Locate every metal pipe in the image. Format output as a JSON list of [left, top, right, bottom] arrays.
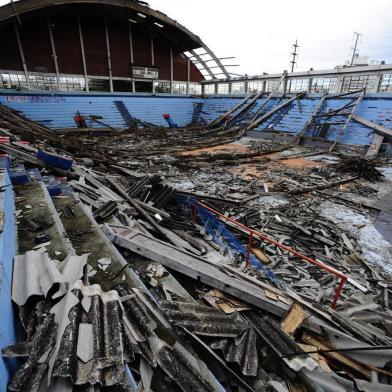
[[245, 232, 253, 269], [331, 276, 347, 309]]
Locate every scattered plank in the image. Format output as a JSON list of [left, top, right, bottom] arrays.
[[281, 303, 309, 336], [352, 114, 392, 138]]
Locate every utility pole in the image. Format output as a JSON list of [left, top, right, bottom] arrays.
[[290, 39, 299, 72], [350, 32, 361, 66], [288, 40, 299, 93]]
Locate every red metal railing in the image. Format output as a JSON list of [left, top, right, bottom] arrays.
[[195, 200, 347, 309]]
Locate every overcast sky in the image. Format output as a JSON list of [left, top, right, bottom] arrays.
[[1, 0, 391, 76], [148, 0, 392, 76]]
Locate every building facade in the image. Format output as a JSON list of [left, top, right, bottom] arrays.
[[0, 0, 229, 94]]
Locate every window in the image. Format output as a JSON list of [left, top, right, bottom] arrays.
[[88, 78, 110, 92], [288, 79, 308, 93], [154, 81, 171, 93], [217, 83, 229, 94], [231, 82, 245, 94], [60, 77, 86, 91], [172, 82, 187, 94], [311, 77, 338, 93], [380, 74, 392, 92], [188, 83, 202, 95], [248, 81, 264, 93], [203, 84, 215, 95], [28, 74, 58, 90], [265, 79, 284, 93], [0, 72, 28, 89], [341, 74, 378, 93]]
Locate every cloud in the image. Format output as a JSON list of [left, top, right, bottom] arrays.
[[148, 0, 392, 74]]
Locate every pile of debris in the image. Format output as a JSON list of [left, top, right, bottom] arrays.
[[1, 107, 392, 391]]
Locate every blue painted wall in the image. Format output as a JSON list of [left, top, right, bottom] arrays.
[[1, 90, 392, 145], [0, 170, 17, 390], [0, 91, 200, 129]]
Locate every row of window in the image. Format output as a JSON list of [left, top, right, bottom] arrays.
[[0, 72, 202, 94], [207, 73, 392, 95], [1, 71, 392, 95]]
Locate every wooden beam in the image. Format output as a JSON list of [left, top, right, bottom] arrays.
[[246, 93, 304, 131], [366, 133, 384, 157], [352, 114, 392, 138], [302, 332, 371, 379], [249, 72, 287, 123], [329, 90, 365, 152], [294, 95, 327, 145], [208, 94, 252, 127], [281, 303, 309, 336]]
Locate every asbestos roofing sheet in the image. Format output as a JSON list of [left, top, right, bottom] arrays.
[[160, 300, 248, 337], [12, 251, 89, 306], [12, 250, 65, 306]]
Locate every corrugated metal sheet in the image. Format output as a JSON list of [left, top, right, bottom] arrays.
[[4, 280, 227, 391], [160, 301, 259, 377], [160, 301, 248, 337], [210, 327, 258, 377]]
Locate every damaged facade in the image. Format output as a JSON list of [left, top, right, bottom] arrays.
[[0, 1, 392, 392]]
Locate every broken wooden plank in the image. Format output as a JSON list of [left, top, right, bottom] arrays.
[[352, 114, 392, 138], [302, 332, 371, 379], [251, 247, 271, 264], [249, 72, 288, 123], [281, 303, 309, 336], [294, 95, 327, 145], [290, 176, 358, 195], [366, 133, 384, 157], [246, 93, 305, 131], [329, 89, 365, 152], [341, 233, 354, 252], [208, 94, 252, 127]]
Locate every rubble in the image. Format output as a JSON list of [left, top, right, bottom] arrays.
[[1, 110, 392, 391]]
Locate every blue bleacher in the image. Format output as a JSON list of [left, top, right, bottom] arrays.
[[1, 90, 392, 145]]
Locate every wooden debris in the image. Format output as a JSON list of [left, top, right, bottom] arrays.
[[281, 303, 309, 336]]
